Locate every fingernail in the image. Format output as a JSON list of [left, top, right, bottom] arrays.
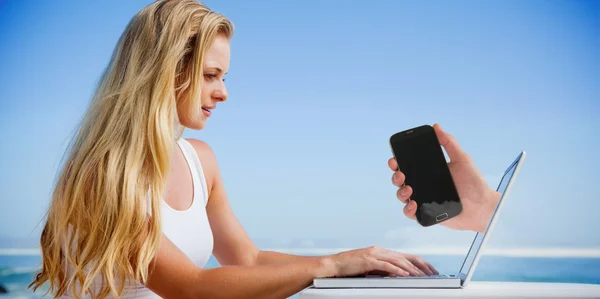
[[401, 188, 409, 196], [407, 201, 414, 210]]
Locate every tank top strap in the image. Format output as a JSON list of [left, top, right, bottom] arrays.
[[177, 138, 210, 207]]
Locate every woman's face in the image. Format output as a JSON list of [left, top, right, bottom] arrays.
[[178, 34, 230, 130]]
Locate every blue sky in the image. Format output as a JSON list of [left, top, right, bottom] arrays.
[[0, 0, 598, 251]]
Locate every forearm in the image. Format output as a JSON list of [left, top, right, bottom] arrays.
[[194, 256, 334, 299], [477, 190, 502, 233], [255, 250, 322, 266]]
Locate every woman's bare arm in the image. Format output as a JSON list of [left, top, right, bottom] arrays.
[[145, 234, 334, 299]]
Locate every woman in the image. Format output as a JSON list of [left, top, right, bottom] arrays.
[[30, 0, 498, 298]]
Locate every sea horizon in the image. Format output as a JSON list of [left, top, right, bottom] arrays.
[[2, 246, 600, 258]]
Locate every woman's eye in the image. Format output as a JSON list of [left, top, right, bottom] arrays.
[[204, 73, 226, 82]]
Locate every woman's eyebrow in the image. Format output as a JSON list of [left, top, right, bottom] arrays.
[[205, 66, 226, 75]]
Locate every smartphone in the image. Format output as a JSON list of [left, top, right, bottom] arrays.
[[389, 124, 462, 227]]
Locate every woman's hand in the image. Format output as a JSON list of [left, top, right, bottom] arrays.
[[389, 123, 500, 233], [323, 246, 438, 278]]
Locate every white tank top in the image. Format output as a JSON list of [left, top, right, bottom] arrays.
[[61, 138, 214, 298]]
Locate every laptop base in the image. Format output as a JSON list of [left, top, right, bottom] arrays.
[[313, 275, 462, 289]]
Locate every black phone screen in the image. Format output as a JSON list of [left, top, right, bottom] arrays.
[[390, 125, 462, 226]]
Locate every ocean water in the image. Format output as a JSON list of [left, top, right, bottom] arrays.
[[1, 253, 599, 298]]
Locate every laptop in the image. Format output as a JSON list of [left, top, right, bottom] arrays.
[[313, 151, 527, 289]]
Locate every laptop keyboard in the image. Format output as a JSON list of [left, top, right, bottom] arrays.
[[425, 274, 455, 278], [361, 274, 456, 278]]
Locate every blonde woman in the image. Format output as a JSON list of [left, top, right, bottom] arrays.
[[30, 0, 500, 298]]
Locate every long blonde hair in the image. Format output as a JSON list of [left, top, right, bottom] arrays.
[[29, 1, 233, 297]]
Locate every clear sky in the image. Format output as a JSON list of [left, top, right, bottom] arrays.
[[0, 0, 598, 251]]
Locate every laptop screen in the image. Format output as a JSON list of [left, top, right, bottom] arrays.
[[458, 154, 522, 276]]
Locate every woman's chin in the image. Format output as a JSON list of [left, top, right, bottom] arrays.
[[182, 118, 206, 130]]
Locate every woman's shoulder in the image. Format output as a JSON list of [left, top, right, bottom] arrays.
[[183, 138, 220, 188], [184, 138, 213, 156]]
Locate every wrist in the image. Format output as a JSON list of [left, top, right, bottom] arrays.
[[315, 255, 338, 278], [479, 190, 501, 233]]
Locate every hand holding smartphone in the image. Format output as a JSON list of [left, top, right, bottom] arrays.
[[389, 124, 462, 227]]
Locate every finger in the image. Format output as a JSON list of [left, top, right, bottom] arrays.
[[405, 255, 432, 275], [379, 250, 425, 276], [372, 260, 409, 277], [406, 256, 434, 276], [428, 263, 439, 275], [433, 123, 468, 163], [397, 258, 426, 276], [396, 185, 412, 204], [388, 157, 398, 171], [403, 200, 417, 220], [416, 262, 434, 276], [392, 171, 405, 187]]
